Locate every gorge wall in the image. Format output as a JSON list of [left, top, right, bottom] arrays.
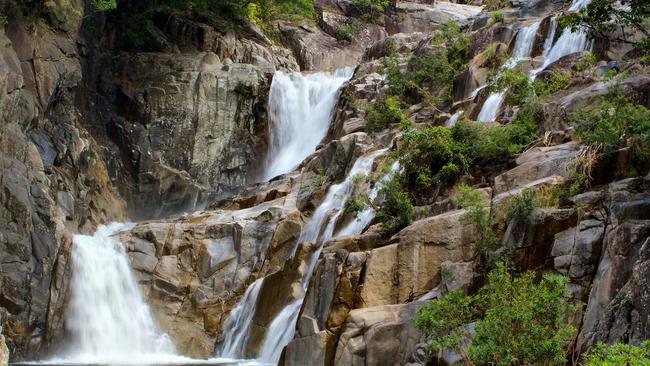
[[0, 0, 649, 365]]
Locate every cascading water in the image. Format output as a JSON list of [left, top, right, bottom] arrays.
[[60, 223, 178, 364], [541, 17, 558, 58], [264, 68, 354, 181], [532, 0, 593, 75], [216, 279, 264, 359], [255, 149, 387, 364], [477, 21, 541, 122]]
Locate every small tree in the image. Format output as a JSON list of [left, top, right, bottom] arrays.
[[415, 264, 575, 366], [561, 0, 650, 59]]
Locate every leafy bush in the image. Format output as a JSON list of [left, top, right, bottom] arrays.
[[93, 0, 117, 11], [398, 126, 471, 191], [504, 189, 537, 225], [569, 89, 650, 159], [575, 52, 598, 72], [350, 0, 389, 20], [383, 22, 470, 106], [534, 70, 571, 98], [335, 23, 358, 42], [415, 264, 575, 366], [489, 11, 505, 23], [488, 68, 535, 106], [453, 184, 501, 256], [479, 42, 509, 70], [583, 341, 650, 365], [366, 97, 411, 132], [483, 0, 509, 11], [375, 174, 414, 235], [344, 193, 370, 214]]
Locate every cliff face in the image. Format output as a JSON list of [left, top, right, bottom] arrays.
[[0, 0, 649, 364]]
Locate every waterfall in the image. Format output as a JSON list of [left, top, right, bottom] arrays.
[[533, 0, 593, 75], [216, 278, 265, 359], [477, 21, 541, 122], [256, 149, 386, 364], [61, 223, 178, 364], [542, 17, 558, 58], [264, 68, 355, 181]]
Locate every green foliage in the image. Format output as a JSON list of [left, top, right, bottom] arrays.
[[561, 0, 650, 60], [366, 97, 411, 132], [534, 70, 571, 98], [480, 42, 509, 70], [350, 0, 389, 20], [583, 341, 650, 365], [344, 193, 370, 214], [569, 89, 650, 159], [488, 68, 535, 106], [575, 52, 598, 72], [335, 23, 359, 42], [489, 11, 505, 23], [93, 0, 117, 11], [483, 0, 509, 11], [399, 126, 471, 191], [505, 189, 537, 225], [453, 184, 501, 256], [382, 21, 469, 106], [376, 174, 414, 235], [416, 265, 575, 366]]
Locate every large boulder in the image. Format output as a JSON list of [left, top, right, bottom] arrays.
[[359, 210, 478, 307], [333, 302, 424, 366], [385, 2, 483, 35], [493, 142, 581, 194]]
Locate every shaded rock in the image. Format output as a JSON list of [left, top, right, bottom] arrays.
[[333, 302, 424, 366]]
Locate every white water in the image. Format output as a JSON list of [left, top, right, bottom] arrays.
[[477, 21, 541, 122], [216, 279, 265, 359], [256, 149, 386, 364], [533, 0, 592, 75], [445, 110, 464, 128], [264, 68, 354, 181], [542, 17, 558, 58], [60, 223, 179, 364]]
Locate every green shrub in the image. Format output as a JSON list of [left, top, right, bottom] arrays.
[[583, 341, 650, 365], [453, 184, 501, 255], [505, 189, 537, 225], [335, 23, 358, 42], [399, 126, 471, 190], [344, 193, 370, 214], [415, 264, 575, 366], [575, 52, 597, 72], [489, 11, 505, 23], [93, 0, 117, 11], [375, 174, 414, 235], [569, 89, 650, 158], [382, 21, 469, 106], [479, 42, 509, 70], [483, 0, 509, 11], [350, 0, 389, 20], [366, 97, 410, 132], [488, 68, 535, 106], [534, 70, 571, 98]]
